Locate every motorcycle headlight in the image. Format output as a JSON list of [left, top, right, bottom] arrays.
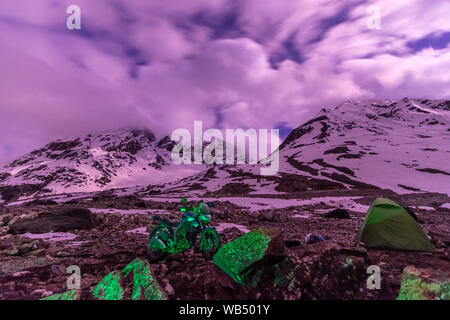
[[199, 214, 210, 224]]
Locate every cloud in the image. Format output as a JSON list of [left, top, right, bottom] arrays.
[[0, 0, 449, 163]]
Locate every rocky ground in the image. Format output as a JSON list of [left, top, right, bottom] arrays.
[[0, 190, 449, 300]]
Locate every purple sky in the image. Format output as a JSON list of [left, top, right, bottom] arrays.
[[0, 0, 449, 163]]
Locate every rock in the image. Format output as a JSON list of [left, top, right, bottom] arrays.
[[324, 209, 351, 219], [5, 248, 19, 256], [8, 216, 20, 226], [193, 264, 258, 300], [273, 210, 289, 222], [258, 210, 274, 222], [1, 214, 13, 225], [23, 212, 38, 220], [29, 249, 46, 257], [93, 258, 166, 300], [287, 243, 368, 300], [305, 233, 325, 245], [284, 240, 302, 248], [41, 289, 81, 300], [111, 212, 122, 219], [212, 241, 370, 300], [8, 208, 95, 234], [121, 258, 167, 300], [32, 289, 53, 298], [434, 240, 447, 249], [338, 246, 367, 257], [51, 264, 67, 275], [0, 234, 12, 241], [93, 270, 125, 300], [397, 266, 450, 300], [135, 200, 147, 208], [18, 242, 34, 255], [213, 227, 288, 287], [164, 282, 175, 296], [160, 263, 168, 274], [55, 251, 71, 258], [26, 199, 58, 206]]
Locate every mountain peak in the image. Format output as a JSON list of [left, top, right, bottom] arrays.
[[0, 127, 199, 201], [278, 98, 450, 195]]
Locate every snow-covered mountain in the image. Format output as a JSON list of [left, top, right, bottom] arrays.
[[1, 98, 449, 202], [147, 98, 450, 197], [0, 128, 204, 201], [277, 98, 449, 195]]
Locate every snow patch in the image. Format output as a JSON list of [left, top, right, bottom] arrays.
[[13, 271, 31, 277], [21, 232, 77, 242], [216, 223, 250, 234], [125, 227, 149, 236], [89, 208, 170, 215], [65, 241, 90, 247], [414, 206, 435, 211]]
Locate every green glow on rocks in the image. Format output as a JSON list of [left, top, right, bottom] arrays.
[[213, 227, 274, 285], [41, 289, 80, 300], [397, 266, 450, 300], [42, 259, 165, 301], [273, 261, 298, 288], [246, 268, 264, 288], [122, 258, 166, 300], [343, 257, 353, 269], [92, 259, 165, 300], [92, 270, 124, 300]]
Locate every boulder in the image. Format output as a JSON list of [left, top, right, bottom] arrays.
[[121, 258, 167, 300], [324, 208, 351, 219], [1, 214, 13, 226], [213, 227, 288, 287], [41, 289, 81, 300], [93, 258, 166, 300], [273, 210, 289, 222], [257, 210, 274, 222], [212, 240, 370, 299], [8, 208, 95, 234], [92, 270, 125, 300], [287, 243, 368, 300], [397, 266, 449, 300], [4, 248, 19, 256]]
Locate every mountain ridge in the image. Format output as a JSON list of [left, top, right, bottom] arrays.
[[1, 98, 449, 202]]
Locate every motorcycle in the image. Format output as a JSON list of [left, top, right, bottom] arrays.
[[147, 198, 221, 262]]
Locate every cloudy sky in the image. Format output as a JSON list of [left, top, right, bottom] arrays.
[[0, 0, 449, 163]]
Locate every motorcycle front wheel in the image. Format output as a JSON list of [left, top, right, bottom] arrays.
[[201, 229, 220, 260], [147, 235, 168, 262]]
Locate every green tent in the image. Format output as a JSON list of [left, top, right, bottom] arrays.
[[355, 198, 435, 252]]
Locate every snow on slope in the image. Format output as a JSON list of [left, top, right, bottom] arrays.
[[1, 98, 449, 202], [278, 98, 450, 195], [144, 98, 449, 197], [0, 128, 205, 200]]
